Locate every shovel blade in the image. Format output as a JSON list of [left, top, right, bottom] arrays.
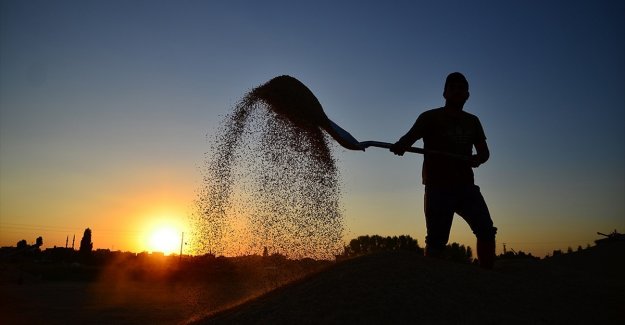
[[323, 119, 364, 151]]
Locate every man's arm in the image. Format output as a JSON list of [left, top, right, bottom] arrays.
[[390, 118, 423, 156], [472, 140, 490, 168]]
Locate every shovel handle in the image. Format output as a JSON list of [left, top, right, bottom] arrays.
[[359, 141, 471, 161]]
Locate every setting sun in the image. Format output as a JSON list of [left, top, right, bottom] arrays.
[[139, 209, 189, 255], [149, 227, 181, 255]]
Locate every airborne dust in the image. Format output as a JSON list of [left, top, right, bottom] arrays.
[[192, 77, 345, 259]]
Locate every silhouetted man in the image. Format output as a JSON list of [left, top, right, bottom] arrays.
[[390, 72, 497, 269]]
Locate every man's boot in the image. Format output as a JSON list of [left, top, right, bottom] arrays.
[[477, 239, 496, 270]]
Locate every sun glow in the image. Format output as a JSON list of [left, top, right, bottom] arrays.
[[139, 208, 189, 255], [148, 226, 181, 255]]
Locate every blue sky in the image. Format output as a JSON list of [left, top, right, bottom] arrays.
[[1, 0, 624, 256]]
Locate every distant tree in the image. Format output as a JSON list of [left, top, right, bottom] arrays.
[[79, 228, 93, 254], [16, 239, 27, 249], [567, 246, 573, 254], [263, 246, 269, 258], [348, 238, 362, 255], [342, 235, 423, 257], [398, 235, 413, 250], [576, 245, 583, 252], [445, 242, 473, 263], [35, 236, 43, 247]]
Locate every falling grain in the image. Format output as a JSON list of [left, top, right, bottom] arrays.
[[192, 76, 344, 259]]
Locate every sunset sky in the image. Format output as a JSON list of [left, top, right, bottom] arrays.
[[1, 0, 623, 257]]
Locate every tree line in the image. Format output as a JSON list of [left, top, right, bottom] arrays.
[[338, 235, 475, 264], [342, 235, 423, 257]]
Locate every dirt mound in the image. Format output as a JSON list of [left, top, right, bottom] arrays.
[[196, 243, 625, 324]]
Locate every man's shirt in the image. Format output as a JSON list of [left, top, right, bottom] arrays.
[[397, 107, 486, 185]]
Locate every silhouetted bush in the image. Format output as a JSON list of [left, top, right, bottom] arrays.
[[35, 236, 43, 248], [443, 242, 473, 263], [341, 235, 424, 258], [16, 239, 27, 249], [498, 250, 539, 260]]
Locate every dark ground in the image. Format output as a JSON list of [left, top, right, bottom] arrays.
[[198, 242, 625, 325], [2, 243, 623, 324], [0, 255, 327, 324]]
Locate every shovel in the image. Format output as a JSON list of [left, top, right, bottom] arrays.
[[326, 119, 470, 161], [250, 75, 470, 161]]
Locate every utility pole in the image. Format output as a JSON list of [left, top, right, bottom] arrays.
[[72, 234, 75, 249], [179, 232, 184, 262], [66, 236, 68, 248]]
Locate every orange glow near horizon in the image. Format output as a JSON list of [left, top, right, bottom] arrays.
[[149, 227, 180, 255], [137, 207, 190, 255]]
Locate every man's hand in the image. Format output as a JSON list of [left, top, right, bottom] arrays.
[[472, 140, 490, 168], [390, 142, 407, 156], [471, 155, 482, 168]]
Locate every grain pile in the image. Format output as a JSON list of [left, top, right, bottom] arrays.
[[192, 76, 344, 259]]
